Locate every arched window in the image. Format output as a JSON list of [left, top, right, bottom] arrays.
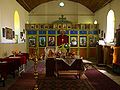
[[105, 10, 115, 44], [14, 10, 20, 43]]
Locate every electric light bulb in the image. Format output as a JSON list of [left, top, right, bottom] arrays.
[[59, 2, 64, 7]]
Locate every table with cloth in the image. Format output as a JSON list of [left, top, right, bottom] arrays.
[[0, 53, 28, 86], [46, 58, 85, 78], [55, 58, 85, 78]]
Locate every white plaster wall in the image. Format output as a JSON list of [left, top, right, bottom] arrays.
[[0, 43, 27, 57], [29, 0, 94, 24], [0, 0, 29, 57], [94, 0, 120, 35]]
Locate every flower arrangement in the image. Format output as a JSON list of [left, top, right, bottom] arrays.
[[64, 43, 70, 52], [12, 51, 16, 56], [12, 50, 18, 56]]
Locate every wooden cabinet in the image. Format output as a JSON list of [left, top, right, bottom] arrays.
[[96, 45, 120, 73], [96, 45, 104, 66], [104, 46, 113, 68]]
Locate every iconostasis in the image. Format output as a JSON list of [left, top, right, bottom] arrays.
[[26, 22, 99, 60]]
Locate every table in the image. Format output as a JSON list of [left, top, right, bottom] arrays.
[[55, 58, 85, 78], [46, 58, 85, 78], [0, 55, 28, 86], [0, 57, 21, 86]]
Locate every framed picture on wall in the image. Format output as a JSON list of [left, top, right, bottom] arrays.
[[70, 36, 78, 47], [39, 36, 46, 47], [6, 27, 13, 39], [13, 31, 15, 38], [20, 32, 23, 39], [48, 36, 55, 46], [29, 37, 36, 47], [80, 36, 87, 47], [2, 28, 5, 37]]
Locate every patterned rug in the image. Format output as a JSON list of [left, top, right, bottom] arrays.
[[8, 73, 35, 90], [26, 60, 46, 74], [8, 60, 120, 90], [8, 73, 94, 90], [38, 75, 95, 90]]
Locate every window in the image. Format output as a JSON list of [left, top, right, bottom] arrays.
[[105, 10, 115, 44], [14, 10, 20, 43]]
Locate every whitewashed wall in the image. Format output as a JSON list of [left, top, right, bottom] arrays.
[[29, 0, 94, 24], [94, 0, 120, 36], [0, 0, 29, 57]]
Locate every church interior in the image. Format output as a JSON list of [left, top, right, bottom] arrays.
[[0, 0, 120, 90]]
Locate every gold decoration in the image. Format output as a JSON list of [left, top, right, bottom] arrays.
[[29, 48, 39, 90]]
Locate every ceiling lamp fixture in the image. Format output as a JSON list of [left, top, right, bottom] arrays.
[[59, 2, 64, 7], [94, 20, 98, 24]]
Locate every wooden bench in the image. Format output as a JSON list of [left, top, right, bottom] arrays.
[[56, 70, 84, 79]]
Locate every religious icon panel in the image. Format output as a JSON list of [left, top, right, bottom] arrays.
[[39, 36, 46, 47], [80, 36, 87, 47], [29, 36, 36, 47], [48, 36, 55, 46], [70, 36, 78, 47]]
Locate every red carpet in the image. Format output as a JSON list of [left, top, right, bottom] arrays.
[[8, 61, 120, 90], [85, 68, 120, 90], [8, 73, 95, 90], [38, 76, 94, 90], [8, 73, 35, 90]]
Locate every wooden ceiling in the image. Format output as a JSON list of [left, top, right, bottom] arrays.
[[16, 0, 113, 13]]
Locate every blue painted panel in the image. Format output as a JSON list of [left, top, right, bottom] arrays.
[[27, 30, 37, 34], [93, 30, 98, 34], [79, 31, 87, 34], [70, 30, 78, 34], [48, 30, 56, 34], [88, 30, 98, 34], [39, 30, 46, 34], [88, 31, 93, 34], [65, 30, 69, 34]]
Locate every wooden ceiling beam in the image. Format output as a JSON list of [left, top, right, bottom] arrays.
[[16, 0, 113, 13]]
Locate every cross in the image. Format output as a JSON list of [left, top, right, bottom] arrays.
[[59, 14, 66, 22]]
